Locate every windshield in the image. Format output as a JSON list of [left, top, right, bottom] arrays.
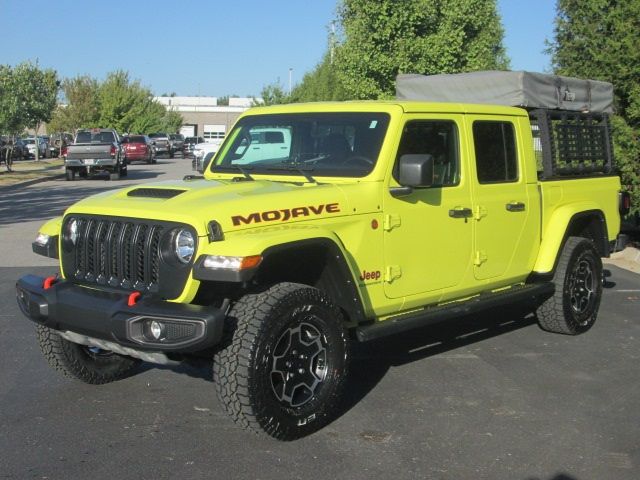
[[211, 112, 390, 178], [170, 134, 183, 140]]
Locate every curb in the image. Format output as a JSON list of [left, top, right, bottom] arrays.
[[603, 246, 640, 274], [0, 172, 65, 192]]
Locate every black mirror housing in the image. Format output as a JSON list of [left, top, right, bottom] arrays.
[[398, 154, 434, 188]]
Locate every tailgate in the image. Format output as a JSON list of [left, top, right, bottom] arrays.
[[67, 144, 113, 160]]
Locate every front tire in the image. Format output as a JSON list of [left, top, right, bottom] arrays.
[[536, 237, 603, 335], [213, 283, 349, 440], [36, 325, 139, 384]]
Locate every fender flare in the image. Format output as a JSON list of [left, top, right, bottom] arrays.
[[533, 205, 608, 274], [193, 227, 366, 324]]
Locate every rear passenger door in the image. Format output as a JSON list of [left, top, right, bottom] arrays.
[[467, 117, 537, 281]]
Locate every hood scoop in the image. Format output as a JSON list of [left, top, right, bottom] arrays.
[[127, 188, 186, 199]]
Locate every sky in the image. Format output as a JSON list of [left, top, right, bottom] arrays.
[[0, 0, 557, 98]]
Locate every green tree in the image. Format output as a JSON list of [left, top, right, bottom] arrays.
[[98, 70, 183, 134], [0, 62, 59, 160], [291, 53, 347, 102], [48, 75, 100, 133], [255, 81, 291, 106], [335, 0, 509, 99], [0, 65, 23, 135], [160, 109, 184, 133], [548, 0, 640, 214]]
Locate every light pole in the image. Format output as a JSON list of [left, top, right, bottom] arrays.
[[288, 68, 293, 96]]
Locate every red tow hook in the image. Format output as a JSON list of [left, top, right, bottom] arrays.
[[127, 291, 141, 307], [43, 275, 58, 290]]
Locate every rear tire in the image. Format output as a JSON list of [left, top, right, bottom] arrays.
[[65, 168, 75, 181], [213, 283, 349, 440], [536, 237, 602, 335], [36, 325, 139, 384]]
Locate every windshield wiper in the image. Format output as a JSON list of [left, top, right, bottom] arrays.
[[266, 165, 317, 184], [223, 164, 254, 181]]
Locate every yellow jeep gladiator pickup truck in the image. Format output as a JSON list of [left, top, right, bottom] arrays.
[[16, 71, 629, 440]]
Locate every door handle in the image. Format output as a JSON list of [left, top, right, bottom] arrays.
[[449, 207, 473, 218], [506, 202, 526, 212]]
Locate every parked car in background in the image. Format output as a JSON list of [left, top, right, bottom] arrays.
[[192, 150, 216, 172], [149, 133, 173, 157], [183, 136, 204, 156], [39, 136, 50, 156], [48, 133, 74, 157], [1, 137, 28, 160], [23, 137, 48, 158], [193, 140, 221, 166], [169, 134, 184, 155], [122, 135, 156, 164]]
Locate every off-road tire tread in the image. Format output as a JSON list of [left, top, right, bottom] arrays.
[[536, 236, 601, 335], [36, 325, 138, 384], [213, 282, 348, 440]]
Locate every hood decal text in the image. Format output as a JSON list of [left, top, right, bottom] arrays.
[[232, 203, 340, 226]]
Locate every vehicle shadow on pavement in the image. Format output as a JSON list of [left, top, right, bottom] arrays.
[[603, 269, 616, 288], [338, 306, 538, 420]]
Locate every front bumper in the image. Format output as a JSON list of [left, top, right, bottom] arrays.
[[16, 275, 225, 353]]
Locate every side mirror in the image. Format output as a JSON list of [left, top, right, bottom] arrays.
[[398, 154, 434, 188]]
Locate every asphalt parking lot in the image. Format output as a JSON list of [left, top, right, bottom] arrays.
[[0, 158, 638, 480]]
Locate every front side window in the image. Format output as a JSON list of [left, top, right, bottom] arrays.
[[394, 120, 460, 186], [473, 121, 518, 183], [212, 113, 390, 178]]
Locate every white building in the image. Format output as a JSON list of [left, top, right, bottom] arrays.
[[154, 96, 256, 140]]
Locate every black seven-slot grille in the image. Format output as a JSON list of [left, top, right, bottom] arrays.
[[61, 215, 194, 299]]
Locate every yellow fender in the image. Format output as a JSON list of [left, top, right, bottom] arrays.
[[533, 201, 604, 274], [198, 224, 349, 260], [39, 216, 63, 236]]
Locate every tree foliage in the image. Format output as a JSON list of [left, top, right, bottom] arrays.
[[255, 82, 291, 106], [335, 0, 509, 99], [0, 61, 59, 135], [49, 70, 183, 135], [291, 53, 347, 102], [48, 75, 100, 132], [548, 0, 640, 214]]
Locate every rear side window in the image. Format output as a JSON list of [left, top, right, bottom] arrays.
[[473, 121, 518, 183]]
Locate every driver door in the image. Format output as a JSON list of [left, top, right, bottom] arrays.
[[383, 116, 473, 301]]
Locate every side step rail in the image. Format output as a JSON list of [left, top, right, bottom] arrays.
[[356, 282, 555, 342]]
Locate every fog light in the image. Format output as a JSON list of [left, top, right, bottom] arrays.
[[149, 320, 165, 340]]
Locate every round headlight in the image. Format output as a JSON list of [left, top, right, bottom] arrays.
[[174, 229, 195, 264]]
